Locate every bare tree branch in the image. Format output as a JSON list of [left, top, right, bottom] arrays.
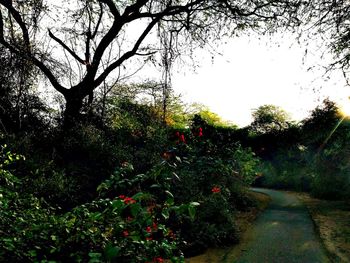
[[48, 29, 86, 65], [94, 17, 160, 87], [99, 0, 121, 18], [92, 2, 103, 39], [0, 0, 30, 47]]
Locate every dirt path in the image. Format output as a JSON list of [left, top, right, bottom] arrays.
[[234, 188, 330, 263]]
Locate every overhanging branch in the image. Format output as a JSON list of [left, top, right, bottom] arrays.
[[0, 0, 30, 47], [94, 17, 160, 87], [48, 29, 86, 64]]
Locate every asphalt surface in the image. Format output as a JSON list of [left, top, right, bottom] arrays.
[[235, 188, 330, 263]]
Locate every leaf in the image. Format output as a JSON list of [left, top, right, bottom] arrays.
[[130, 203, 142, 217], [172, 172, 181, 181], [105, 244, 121, 261], [188, 205, 196, 221], [161, 209, 169, 220], [166, 196, 174, 206], [96, 183, 108, 192], [164, 190, 174, 198], [88, 252, 102, 263], [132, 192, 145, 201], [112, 199, 123, 210]]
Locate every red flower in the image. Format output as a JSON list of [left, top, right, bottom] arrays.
[[211, 186, 221, 193], [152, 222, 158, 231], [119, 195, 126, 199], [198, 127, 203, 137], [153, 257, 164, 263], [179, 134, 186, 143], [146, 226, 152, 233], [126, 216, 133, 222], [146, 237, 153, 241], [122, 230, 129, 237], [175, 131, 180, 137], [123, 197, 136, 204]]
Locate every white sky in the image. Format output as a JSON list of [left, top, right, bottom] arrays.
[[169, 33, 349, 127], [39, 10, 350, 127]]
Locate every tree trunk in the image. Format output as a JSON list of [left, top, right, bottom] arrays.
[[63, 94, 84, 129]]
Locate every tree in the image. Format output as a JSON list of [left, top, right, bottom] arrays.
[[303, 1, 350, 82], [0, 42, 48, 133], [301, 98, 340, 149], [250, 104, 291, 134], [0, 0, 304, 127]]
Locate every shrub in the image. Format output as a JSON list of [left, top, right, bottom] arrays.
[[0, 147, 193, 262], [167, 122, 260, 253]]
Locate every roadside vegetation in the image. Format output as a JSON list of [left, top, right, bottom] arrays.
[[253, 99, 350, 201], [0, 83, 263, 262], [1, 0, 350, 261], [2, 74, 350, 261]]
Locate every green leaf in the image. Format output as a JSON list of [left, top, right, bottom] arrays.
[[105, 244, 121, 261], [130, 203, 142, 217], [172, 172, 181, 181], [161, 209, 169, 220], [132, 192, 145, 201], [188, 205, 196, 221], [88, 252, 102, 263], [164, 190, 174, 199], [112, 199, 123, 210], [96, 183, 108, 192], [166, 196, 174, 206], [28, 250, 37, 258]]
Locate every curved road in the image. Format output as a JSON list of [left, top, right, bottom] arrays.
[[235, 188, 329, 263]]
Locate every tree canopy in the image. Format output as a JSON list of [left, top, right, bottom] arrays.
[[0, 0, 303, 126], [250, 104, 291, 134]]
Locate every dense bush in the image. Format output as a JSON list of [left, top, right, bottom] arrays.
[[166, 118, 260, 254], [0, 88, 266, 261], [0, 146, 193, 262]]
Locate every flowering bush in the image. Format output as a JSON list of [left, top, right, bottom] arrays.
[[166, 117, 260, 254], [0, 146, 199, 262]]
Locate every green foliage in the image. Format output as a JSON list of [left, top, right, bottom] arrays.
[[0, 88, 264, 261], [107, 98, 170, 172], [191, 104, 235, 128], [167, 117, 260, 253], [309, 121, 350, 200], [0, 146, 188, 262], [250, 104, 291, 134], [302, 99, 340, 148], [255, 99, 350, 200]]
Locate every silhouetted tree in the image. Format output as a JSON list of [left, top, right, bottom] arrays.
[[305, 0, 350, 82], [301, 99, 340, 149], [0, 0, 304, 127], [0, 44, 47, 133]]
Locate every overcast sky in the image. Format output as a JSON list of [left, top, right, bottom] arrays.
[[168, 33, 349, 127]]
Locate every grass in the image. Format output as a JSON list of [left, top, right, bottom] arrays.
[[296, 193, 350, 263], [185, 190, 271, 263]]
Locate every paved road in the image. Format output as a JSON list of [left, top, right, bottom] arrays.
[[235, 188, 330, 263]]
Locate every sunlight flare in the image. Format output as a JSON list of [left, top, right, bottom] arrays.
[[338, 97, 350, 118]]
